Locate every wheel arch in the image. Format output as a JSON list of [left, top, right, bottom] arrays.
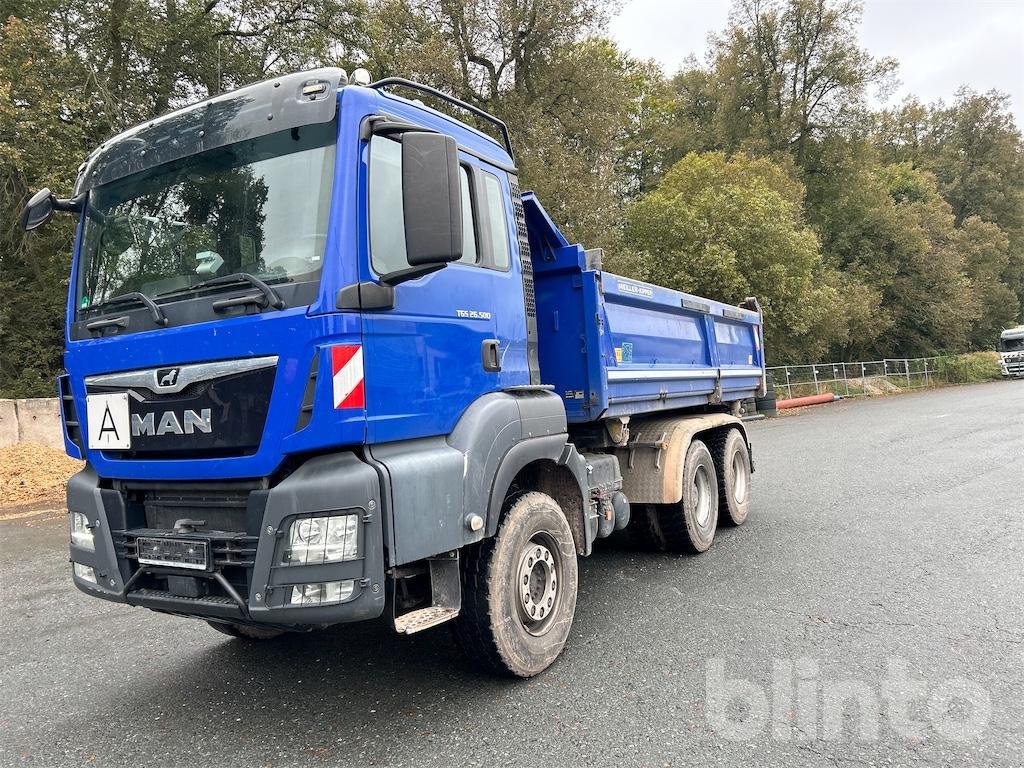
[[486, 444, 593, 556], [614, 412, 748, 505]]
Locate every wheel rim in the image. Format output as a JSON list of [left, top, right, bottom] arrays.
[[693, 465, 713, 528], [515, 533, 561, 637], [732, 451, 749, 505]]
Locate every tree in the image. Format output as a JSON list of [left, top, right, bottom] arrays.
[[0, 16, 94, 397], [621, 152, 835, 362], [707, 0, 896, 165], [956, 216, 1019, 348], [873, 164, 977, 357], [0, 0, 367, 397], [363, 0, 641, 251], [874, 89, 1024, 315]]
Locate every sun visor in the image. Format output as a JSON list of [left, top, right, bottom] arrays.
[[74, 68, 346, 194]]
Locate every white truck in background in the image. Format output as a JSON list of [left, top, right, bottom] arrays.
[[999, 326, 1024, 378]]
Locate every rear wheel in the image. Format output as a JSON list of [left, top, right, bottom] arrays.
[[712, 428, 752, 526], [206, 621, 285, 640], [656, 439, 719, 553], [454, 491, 578, 677]]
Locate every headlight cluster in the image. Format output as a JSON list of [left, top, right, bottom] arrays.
[[71, 512, 94, 551], [287, 580, 355, 605], [284, 513, 358, 564]]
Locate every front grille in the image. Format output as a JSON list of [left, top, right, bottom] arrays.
[[86, 362, 276, 459], [139, 486, 253, 531], [109, 481, 267, 597], [114, 531, 258, 568], [1006, 357, 1024, 376]]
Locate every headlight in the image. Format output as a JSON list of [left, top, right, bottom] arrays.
[[71, 512, 94, 551], [287, 580, 355, 605], [284, 513, 358, 564], [73, 562, 97, 584]]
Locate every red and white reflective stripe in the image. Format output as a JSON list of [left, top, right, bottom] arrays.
[[331, 345, 365, 409]]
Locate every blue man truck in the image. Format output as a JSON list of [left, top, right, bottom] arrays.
[[20, 68, 765, 677]]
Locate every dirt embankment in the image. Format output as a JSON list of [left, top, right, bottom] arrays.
[[0, 443, 83, 513]]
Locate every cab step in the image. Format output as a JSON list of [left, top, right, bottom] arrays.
[[394, 605, 460, 634], [393, 552, 461, 635]]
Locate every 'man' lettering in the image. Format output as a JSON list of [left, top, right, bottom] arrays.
[[132, 409, 212, 437]]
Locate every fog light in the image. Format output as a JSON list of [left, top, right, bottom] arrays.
[[73, 562, 96, 584], [284, 513, 358, 564], [287, 580, 355, 605], [71, 512, 94, 551]]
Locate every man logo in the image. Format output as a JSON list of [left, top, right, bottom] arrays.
[[156, 368, 180, 388]]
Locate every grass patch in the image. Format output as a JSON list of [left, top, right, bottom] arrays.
[[934, 351, 1003, 383]]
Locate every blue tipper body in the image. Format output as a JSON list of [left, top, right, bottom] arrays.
[[525, 193, 764, 424]]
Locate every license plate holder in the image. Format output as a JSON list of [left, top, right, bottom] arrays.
[[136, 537, 210, 570]]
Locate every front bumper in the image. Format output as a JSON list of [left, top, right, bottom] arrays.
[[67, 452, 386, 626]]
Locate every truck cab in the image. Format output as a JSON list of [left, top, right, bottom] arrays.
[[999, 326, 1024, 378], [22, 68, 765, 676]]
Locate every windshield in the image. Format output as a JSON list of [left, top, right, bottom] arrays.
[[77, 122, 336, 315], [1000, 335, 1024, 352]]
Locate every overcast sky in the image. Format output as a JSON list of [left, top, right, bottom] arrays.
[[609, 0, 1024, 125]]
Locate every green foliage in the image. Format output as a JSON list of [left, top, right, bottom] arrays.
[[1, 0, 368, 397], [621, 152, 830, 361], [934, 351, 1003, 383], [362, 0, 633, 252], [696, 0, 897, 164], [1, 0, 1023, 395]]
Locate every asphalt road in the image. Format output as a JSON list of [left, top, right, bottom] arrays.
[[2, 381, 1023, 767]]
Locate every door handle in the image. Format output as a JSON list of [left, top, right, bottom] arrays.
[[481, 339, 501, 372]]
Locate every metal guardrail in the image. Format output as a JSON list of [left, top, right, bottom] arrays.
[[766, 357, 948, 400]]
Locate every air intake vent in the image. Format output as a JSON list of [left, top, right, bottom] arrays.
[[58, 374, 83, 450], [509, 178, 540, 385], [295, 350, 320, 431]]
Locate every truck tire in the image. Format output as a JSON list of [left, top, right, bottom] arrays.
[[711, 428, 752, 526], [206, 621, 285, 640], [656, 439, 718, 553], [454, 491, 578, 677]]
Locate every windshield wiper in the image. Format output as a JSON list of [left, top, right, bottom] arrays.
[[91, 291, 169, 326], [154, 272, 286, 310], [201, 273, 286, 310]]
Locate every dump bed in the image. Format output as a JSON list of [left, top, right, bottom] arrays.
[[524, 193, 765, 424]]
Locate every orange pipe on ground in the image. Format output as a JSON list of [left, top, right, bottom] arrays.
[[776, 393, 839, 410]]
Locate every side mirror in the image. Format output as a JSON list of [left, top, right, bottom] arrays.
[[20, 188, 56, 231], [401, 132, 462, 269], [19, 188, 84, 231]]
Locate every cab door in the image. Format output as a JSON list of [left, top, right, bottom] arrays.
[[359, 135, 500, 444], [474, 167, 532, 389]]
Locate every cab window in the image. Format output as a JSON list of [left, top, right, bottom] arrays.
[[457, 167, 478, 265], [481, 171, 511, 270], [368, 137, 478, 276]]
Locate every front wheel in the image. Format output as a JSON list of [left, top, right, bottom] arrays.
[[454, 491, 579, 677]]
